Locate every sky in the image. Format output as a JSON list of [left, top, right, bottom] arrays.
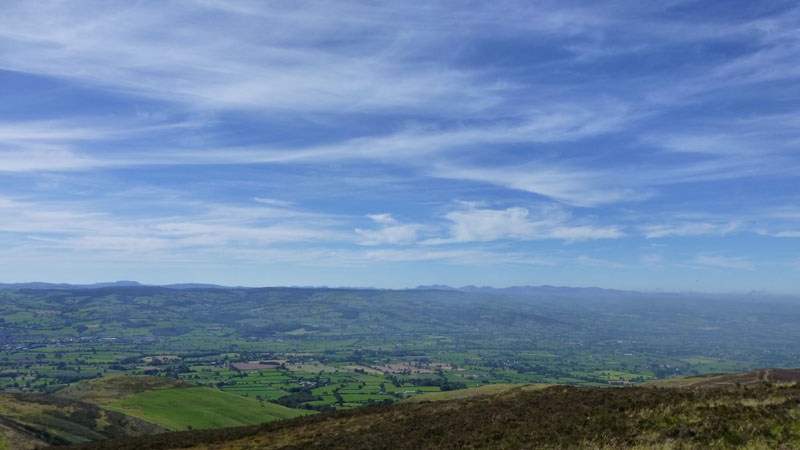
[[1, 0, 799, 293]]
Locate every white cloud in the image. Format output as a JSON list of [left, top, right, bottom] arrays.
[[0, 1, 505, 116], [6, 0, 785, 120], [642, 222, 738, 239], [692, 255, 755, 271], [355, 214, 422, 246], [0, 118, 208, 172], [366, 213, 397, 225], [436, 207, 536, 243], [0, 118, 198, 143], [547, 225, 625, 241], [0, 195, 346, 256], [432, 165, 650, 207], [773, 230, 800, 238], [253, 197, 294, 207], [425, 205, 623, 244], [0, 147, 104, 172], [361, 248, 554, 265], [0, 102, 630, 178]]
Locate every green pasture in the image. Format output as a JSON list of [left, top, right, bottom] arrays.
[[105, 386, 311, 430]]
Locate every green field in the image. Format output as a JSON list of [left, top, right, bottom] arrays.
[[105, 386, 311, 431]]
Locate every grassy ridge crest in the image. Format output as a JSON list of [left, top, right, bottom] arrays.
[[54, 375, 191, 405]]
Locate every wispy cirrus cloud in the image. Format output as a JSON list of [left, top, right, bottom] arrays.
[[692, 255, 756, 271], [0, 117, 209, 172], [773, 230, 800, 238], [640, 110, 800, 185], [0, 101, 629, 169], [252, 197, 295, 207], [642, 222, 738, 239], [361, 248, 554, 266], [431, 164, 650, 207], [0, 1, 506, 115], [4, 2, 797, 209], [0, 194, 347, 257]]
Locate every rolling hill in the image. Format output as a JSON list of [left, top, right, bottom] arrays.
[[0, 392, 165, 449], [54, 376, 191, 405], [55, 376, 311, 431], [0, 375, 313, 449], [51, 368, 800, 450]]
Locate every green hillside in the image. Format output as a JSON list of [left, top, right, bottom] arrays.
[[52, 368, 800, 450], [55, 375, 311, 431], [104, 386, 311, 431], [0, 392, 164, 449], [0, 376, 312, 449], [55, 376, 191, 406]]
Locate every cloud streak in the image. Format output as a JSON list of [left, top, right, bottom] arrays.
[[425, 205, 623, 244], [643, 222, 738, 239], [692, 255, 756, 271]]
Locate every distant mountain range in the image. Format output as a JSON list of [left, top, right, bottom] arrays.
[[0, 280, 230, 290], [0, 281, 793, 301], [0, 281, 632, 296], [415, 284, 635, 297]]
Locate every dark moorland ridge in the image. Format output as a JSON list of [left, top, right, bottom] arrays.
[[52, 368, 800, 450]]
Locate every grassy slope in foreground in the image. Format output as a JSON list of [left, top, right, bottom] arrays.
[[104, 386, 310, 431], [55, 375, 311, 431], [0, 392, 165, 449], [402, 382, 551, 403], [55, 368, 800, 450]]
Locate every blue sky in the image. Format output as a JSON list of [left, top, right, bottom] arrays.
[[1, 1, 799, 292]]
